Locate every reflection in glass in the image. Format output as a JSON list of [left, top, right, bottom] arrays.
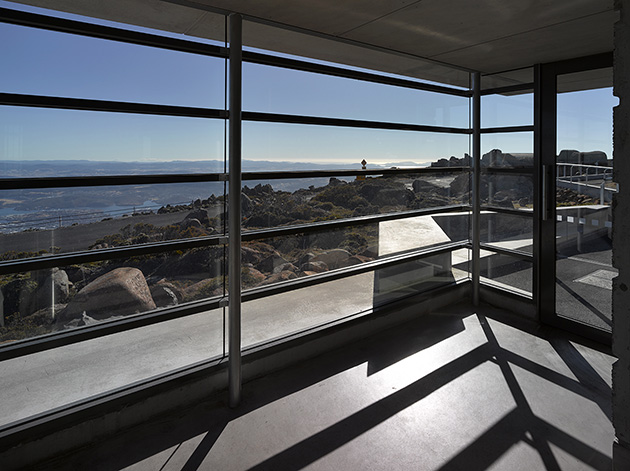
[[482, 93, 533, 128], [242, 246, 467, 347], [555, 76, 614, 332], [481, 174, 533, 209], [480, 251, 532, 295], [481, 134, 533, 167], [480, 212, 533, 254]]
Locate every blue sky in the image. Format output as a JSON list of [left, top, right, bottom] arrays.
[[0, 0, 616, 169]]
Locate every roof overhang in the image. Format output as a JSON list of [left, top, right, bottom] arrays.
[[8, 0, 617, 90]]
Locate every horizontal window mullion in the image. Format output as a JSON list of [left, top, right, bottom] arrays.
[[0, 7, 227, 58], [481, 125, 534, 134], [0, 172, 225, 190], [242, 51, 471, 97], [243, 166, 470, 180], [241, 205, 469, 242], [0, 93, 227, 119], [479, 242, 533, 261], [0, 234, 226, 276], [242, 111, 471, 134]]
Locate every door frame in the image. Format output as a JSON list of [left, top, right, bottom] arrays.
[[535, 52, 613, 345]]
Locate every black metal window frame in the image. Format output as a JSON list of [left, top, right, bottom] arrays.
[[0, 7, 474, 364], [475, 81, 535, 268]]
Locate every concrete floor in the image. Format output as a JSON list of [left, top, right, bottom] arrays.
[[43, 302, 614, 471]]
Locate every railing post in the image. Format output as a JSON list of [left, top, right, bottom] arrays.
[[472, 72, 481, 306], [228, 13, 242, 408]]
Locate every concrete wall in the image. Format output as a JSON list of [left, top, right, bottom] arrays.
[[613, 1, 630, 468]]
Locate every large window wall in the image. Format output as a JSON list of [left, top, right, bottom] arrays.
[[0, 6, 473, 427], [479, 75, 535, 296]]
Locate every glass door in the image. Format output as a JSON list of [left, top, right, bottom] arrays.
[[554, 68, 615, 335], [538, 60, 615, 343]]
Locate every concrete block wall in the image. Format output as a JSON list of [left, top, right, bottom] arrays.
[[613, 0, 630, 468]]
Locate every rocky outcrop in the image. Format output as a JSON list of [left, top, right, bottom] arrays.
[[58, 267, 155, 324], [257, 253, 289, 274], [299, 261, 329, 273], [312, 249, 351, 269], [558, 149, 609, 166]]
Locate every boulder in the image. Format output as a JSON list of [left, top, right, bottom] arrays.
[[61, 312, 102, 330], [242, 266, 266, 287], [59, 267, 155, 323], [312, 249, 351, 269], [180, 218, 202, 229], [150, 285, 178, 308], [63, 265, 98, 285], [184, 209, 209, 224], [412, 179, 443, 194], [29, 269, 71, 317], [340, 255, 370, 267], [272, 263, 298, 274], [257, 253, 288, 274], [1, 277, 38, 319], [260, 270, 298, 286], [241, 246, 265, 265], [241, 193, 253, 217], [372, 188, 414, 207], [299, 261, 329, 273], [360, 246, 379, 259], [297, 252, 316, 265]]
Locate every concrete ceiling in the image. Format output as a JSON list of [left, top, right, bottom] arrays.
[[10, 0, 617, 89]]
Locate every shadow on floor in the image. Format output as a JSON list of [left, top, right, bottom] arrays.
[[44, 302, 613, 471]]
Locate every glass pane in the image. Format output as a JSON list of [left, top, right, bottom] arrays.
[[481, 174, 533, 209], [243, 122, 470, 170], [241, 172, 468, 229], [244, 63, 469, 127], [242, 247, 466, 348], [0, 183, 226, 259], [482, 93, 533, 128], [374, 252, 464, 306], [481, 212, 533, 254], [555, 71, 615, 332], [0, 248, 224, 342], [242, 209, 468, 291], [0, 23, 226, 108], [480, 251, 532, 295], [0, 107, 225, 173], [0, 305, 225, 426], [481, 133, 533, 167]]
